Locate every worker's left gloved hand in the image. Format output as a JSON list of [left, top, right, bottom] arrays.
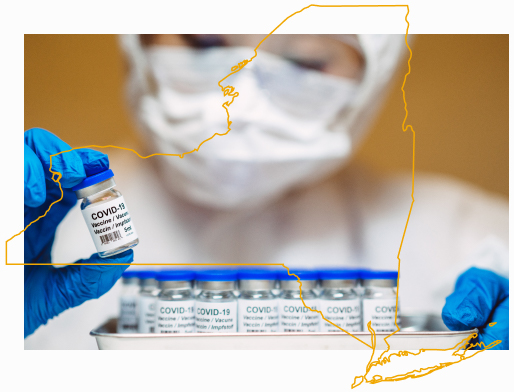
[[442, 267, 509, 350], [24, 128, 133, 338]]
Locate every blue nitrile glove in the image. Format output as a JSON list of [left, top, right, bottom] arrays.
[[442, 267, 509, 350], [24, 128, 133, 338]]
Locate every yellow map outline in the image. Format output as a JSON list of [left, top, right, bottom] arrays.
[[9, 4, 501, 387]]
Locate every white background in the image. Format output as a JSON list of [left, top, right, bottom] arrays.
[[1, 0, 512, 391]]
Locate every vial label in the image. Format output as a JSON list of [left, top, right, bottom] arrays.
[[155, 300, 195, 333], [195, 301, 237, 333], [278, 299, 320, 332], [82, 196, 138, 252], [319, 298, 362, 332], [138, 295, 156, 333], [118, 295, 138, 333], [362, 299, 400, 332], [238, 299, 279, 333]]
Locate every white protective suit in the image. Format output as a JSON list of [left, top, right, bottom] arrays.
[[24, 34, 508, 349]]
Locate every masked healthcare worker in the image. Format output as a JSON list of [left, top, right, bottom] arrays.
[[24, 34, 508, 349]]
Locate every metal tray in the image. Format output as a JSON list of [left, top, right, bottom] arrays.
[[91, 314, 477, 350]]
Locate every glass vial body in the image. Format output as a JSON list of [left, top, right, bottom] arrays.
[[80, 187, 139, 257], [318, 270, 362, 333], [319, 287, 361, 332], [195, 271, 238, 334], [238, 271, 279, 333], [362, 279, 400, 332], [73, 170, 139, 258], [137, 273, 160, 333], [277, 270, 320, 332], [117, 274, 140, 333], [155, 276, 195, 334]]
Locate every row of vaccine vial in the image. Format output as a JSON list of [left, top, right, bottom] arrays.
[[117, 268, 400, 334]]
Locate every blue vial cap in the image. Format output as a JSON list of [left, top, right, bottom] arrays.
[[71, 169, 114, 191], [318, 269, 360, 280], [156, 270, 195, 282], [360, 270, 398, 280], [238, 269, 278, 281], [137, 270, 157, 280], [195, 269, 238, 282], [277, 269, 318, 281], [121, 270, 139, 279]]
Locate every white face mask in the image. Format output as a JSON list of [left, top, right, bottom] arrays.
[[133, 46, 360, 209]]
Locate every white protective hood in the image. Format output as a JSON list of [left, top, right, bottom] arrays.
[[119, 34, 407, 209]]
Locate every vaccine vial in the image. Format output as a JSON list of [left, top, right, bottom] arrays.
[[361, 270, 400, 332], [237, 269, 279, 333], [278, 270, 320, 332], [195, 270, 238, 333], [117, 270, 139, 333], [318, 269, 362, 333], [354, 269, 366, 297], [155, 270, 196, 333], [137, 271, 159, 333], [72, 169, 138, 258]]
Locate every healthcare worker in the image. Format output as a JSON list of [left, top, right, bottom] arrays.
[[24, 34, 508, 349]]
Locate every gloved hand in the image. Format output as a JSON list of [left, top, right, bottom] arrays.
[[24, 128, 133, 338], [442, 267, 509, 350]]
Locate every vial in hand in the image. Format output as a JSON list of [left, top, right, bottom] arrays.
[[72, 169, 139, 257]]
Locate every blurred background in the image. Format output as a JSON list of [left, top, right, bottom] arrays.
[[24, 34, 508, 196]]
